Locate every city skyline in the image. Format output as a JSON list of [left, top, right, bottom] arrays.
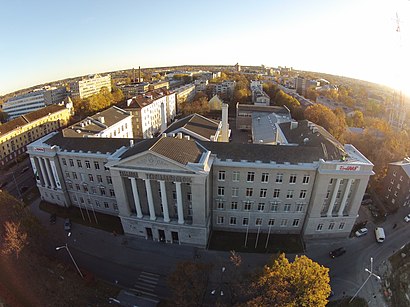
[[1, 0, 409, 96]]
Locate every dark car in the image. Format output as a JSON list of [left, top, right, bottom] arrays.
[[64, 218, 71, 231], [329, 247, 346, 258], [49, 213, 56, 224]]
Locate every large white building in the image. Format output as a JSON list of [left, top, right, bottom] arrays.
[[27, 117, 373, 247], [69, 74, 112, 99], [62, 106, 132, 138], [2, 86, 67, 119]]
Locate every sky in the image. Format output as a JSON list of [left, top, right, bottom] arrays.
[[1, 0, 409, 96]]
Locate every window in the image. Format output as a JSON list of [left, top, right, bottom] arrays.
[[109, 189, 115, 197], [339, 222, 345, 230], [243, 218, 249, 226], [276, 173, 283, 183], [69, 159, 74, 167], [97, 175, 103, 183], [94, 161, 100, 170], [302, 175, 310, 184], [292, 219, 300, 227], [232, 171, 240, 182], [390, 179, 395, 184], [62, 158, 67, 166], [95, 200, 100, 207], [85, 160, 91, 169], [244, 202, 252, 211], [77, 160, 82, 168], [230, 217, 237, 225], [260, 188, 267, 198], [394, 191, 398, 197], [217, 186, 225, 196], [83, 185, 88, 192], [65, 171, 70, 178], [299, 190, 307, 199], [88, 174, 94, 182], [284, 204, 291, 212], [261, 173, 269, 183], [247, 172, 255, 182], [317, 224, 323, 231], [217, 216, 224, 224], [273, 189, 280, 198], [393, 171, 397, 177], [258, 203, 265, 211], [286, 190, 293, 199], [336, 190, 341, 198], [388, 186, 392, 191], [296, 203, 304, 212], [75, 184, 80, 191], [113, 204, 118, 211], [100, 187, 106, 196], [256, 218, 262, 226], [217, 201, 224, 210], [289, 174, 296, 184], [232, 187, 239, 197], [104, 202, 109, 209], [67, 182, 73, 189], [91, 186, 96, 194], [231, 201, 238, 210], [325, 190, 331, 199], [329, 222, 335, 230], [268, 219, 275, 226], [72, 172, 78, 180], [106, 176, 112, 184], [397, 183, 401, 190], [246, 188, 253, 197], [280, 219, 287, 227], [218, 171, 226, 181], [271, 202, 278, 212]]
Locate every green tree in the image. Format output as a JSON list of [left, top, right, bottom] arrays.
[[244, 253, 331, 307], [168, 261, 212, 307]]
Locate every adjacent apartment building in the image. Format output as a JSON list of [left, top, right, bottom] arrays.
[[0, 104, 72, 167], [1, 86, 67, 119], [382, 158, 410, 211], [69, 74, 112, 99], [27, 116, 373, 247]]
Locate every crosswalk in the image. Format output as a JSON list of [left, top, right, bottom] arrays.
[[132, 271, 161, 300]]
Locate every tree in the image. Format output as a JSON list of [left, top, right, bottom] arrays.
[[168, 261, 212, 307], [244, 253, 330, 307], [304, 104, 346, 140], [350, 110, 364, 127], [2, 221, 27, 259]]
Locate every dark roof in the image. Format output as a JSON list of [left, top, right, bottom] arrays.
[[278, 120, 346, 161], [121, 136, 205, 165], [0, 105, 66, 136], [44, 133, 132, 154], [237, 104, 289, 115], [121, 88, 173, 109], [200, 141, 325, 164], [163, 114, 219, 140]]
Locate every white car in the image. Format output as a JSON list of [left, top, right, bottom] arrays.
[[355, 228, 368, 237], [404, 214, 410, 222]]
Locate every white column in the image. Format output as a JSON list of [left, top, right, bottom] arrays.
[[338, 179, 353, 216], [175, 182, 184, 224], [327, 178, 341, 217], [39, 158, 50, 187], [35, 157, 45, 185], [130, 178, 143, 218], [159, 180, 170, 222], [44, 158, 56, 188], [144, 179, 156, 220]]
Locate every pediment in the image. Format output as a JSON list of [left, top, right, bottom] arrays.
[[114, 152, 191, 172]]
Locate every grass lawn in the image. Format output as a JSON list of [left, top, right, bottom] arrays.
[[39, 200, 124, 234], [208, 230, 304, 253]]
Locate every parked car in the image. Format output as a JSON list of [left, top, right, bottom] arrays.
[[64, 218, 71, 231], [49, 213, 56, 224], [329, 247, 346, 258], [404, 214, 410, 223], [355, 228, 368, 237]]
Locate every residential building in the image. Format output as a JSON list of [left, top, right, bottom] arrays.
[[1, 86, 67, 119], [69, 74, 112, 99], [382, 158, 410, 210], [174, 84, 196, 109], [121, 89, 176, 139], [211, 80, 236, 100], [250, 80, 270, 106], [0, 104, 72, 167], [295, 76, 319, 97], [27, 117, 373, 247], [148, 80, 169, 91], [62, 106, 132, 138], [120, 82, 150, 99], [194, 79, 208, 92], [209, 95, 223, 111]]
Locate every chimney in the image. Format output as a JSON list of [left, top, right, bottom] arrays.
[[98, 116, 105, 124], [290, 121, 298, 130], [221, 103, 229, 142], [184, 135, 190, 140], [160, 102, 167, 132], [177, 132, 183, 139], [130, 140, 134, 147]]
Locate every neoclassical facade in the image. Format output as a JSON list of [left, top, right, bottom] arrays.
[[27, 119, 373, 247]]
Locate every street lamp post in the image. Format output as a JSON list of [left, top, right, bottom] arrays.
[[56, 243, 84, 278], [349, 257, 381, 303]]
